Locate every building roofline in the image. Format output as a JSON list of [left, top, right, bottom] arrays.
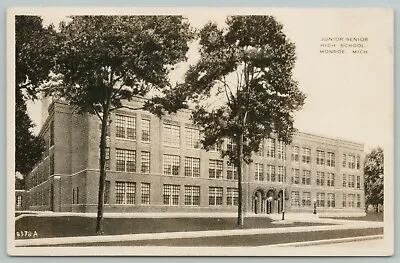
[[294, 130, 364, 149], [41, 98, 365, 148]]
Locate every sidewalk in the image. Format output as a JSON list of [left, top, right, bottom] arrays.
[[15, 210, 367, 221], [14, 217, 383, 247]]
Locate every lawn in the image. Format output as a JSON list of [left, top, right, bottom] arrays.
[[31, 227, 384, 247], [321, 212, 384, 222], [15, 215, 331, 239]]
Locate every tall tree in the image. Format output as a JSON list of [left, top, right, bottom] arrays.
[[15, 88, 46, 177], [16, 15, 58, 99], [46, 15, 194, 234], [364, 147, 384, 212], [15, 16, 56, 177], [150, 16, 306, 226]]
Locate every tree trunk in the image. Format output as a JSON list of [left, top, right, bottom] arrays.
[[236, 133, 244, 227], [96, 107, 109, 235]]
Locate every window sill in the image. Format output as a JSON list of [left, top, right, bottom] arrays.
[[116, 138, 137, 142]]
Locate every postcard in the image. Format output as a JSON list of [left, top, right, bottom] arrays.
[[7, 7, 394, 256]]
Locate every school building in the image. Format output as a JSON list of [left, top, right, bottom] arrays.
[[19, 97, 366, 215]]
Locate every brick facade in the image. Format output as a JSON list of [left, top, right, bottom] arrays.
[[21, 98, 365, 215]]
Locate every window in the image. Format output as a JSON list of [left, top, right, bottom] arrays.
[[316, 172, 325, 186], [209, 187, 223, 205], [342, 194, 347, 208], [342, 153, 347, 168], [348, 194, 355, 208], [327, 152, 335, 167], [185, 157, 200, 177], [348, 155, 356, 169], [209, 159, 223, 179], [357, 194, 361, 208], [266, 138, 275, 158], [342, 174, 347, 188], [327, 173, 335, 187], [226, 138, 237, 152], [43, 138, 49, 158], [227, 161, 238, 180], [327, 193, 335, 208], [115, 181, 136, 204], [116, 149, 136, 172], [105, 147, 110, 170], [116, 115, 136, 140], [104, 181, 110, 204], [292, 145, 300, 162], [210, 141, 222, 152], [254, 163, 264, 181], [316, 150, 325, 165], [163, 154, 180, 176], [163, 123, 180, 147], [348, 175, 355, 188], [316, 193, 325, 207], [141, 151, 150, 174], [291, 191, 300, 207], [16, 195, 22, 207], [277, 141, 286, 160], [50, 120, 54, 146], [256, 142, 264, 156], [116, 149, 124, 171], [302, 148, 311, 164], [266, 165, 275, 182], [50, 155, 55, 175], [302, 170, 311, 185], [356, 175, 361, 189], [141, 119, 150, 142], [163, 184, 180, 205], [356, 155, 361, 169], [302, 192, 311, 207], [278, 166, 286, 183], [227, 188, 239, 206], [184, 185, 200, 206], [141, 183, 150, 204], [186, 127, 201, 149], [291, 169, 300, 184]]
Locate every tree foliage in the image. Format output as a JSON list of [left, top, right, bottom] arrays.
[[15, 16, 54, 177], [16, 15, 58, 100], [15, 175, 26, 190], [15, 88, 46, 176], [50, 15, 193, 115], [45, 15, 194, 234], [364, 147, 384, 211], [154, 16, 306, 162]]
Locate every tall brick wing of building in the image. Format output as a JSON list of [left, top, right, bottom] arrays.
[[22, 98, 365, 215]]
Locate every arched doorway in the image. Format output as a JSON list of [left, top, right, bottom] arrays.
[[252, 189, 264, 214], [266, 189, 276, 214]]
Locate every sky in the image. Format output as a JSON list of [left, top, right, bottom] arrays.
[[26, 7, 393, 153]]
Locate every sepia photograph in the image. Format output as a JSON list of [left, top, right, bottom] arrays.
[[7, 7, 394, 256]]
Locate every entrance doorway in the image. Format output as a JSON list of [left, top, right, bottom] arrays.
[[266, 189, 276, 214], [252, 189, 264, 214]]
